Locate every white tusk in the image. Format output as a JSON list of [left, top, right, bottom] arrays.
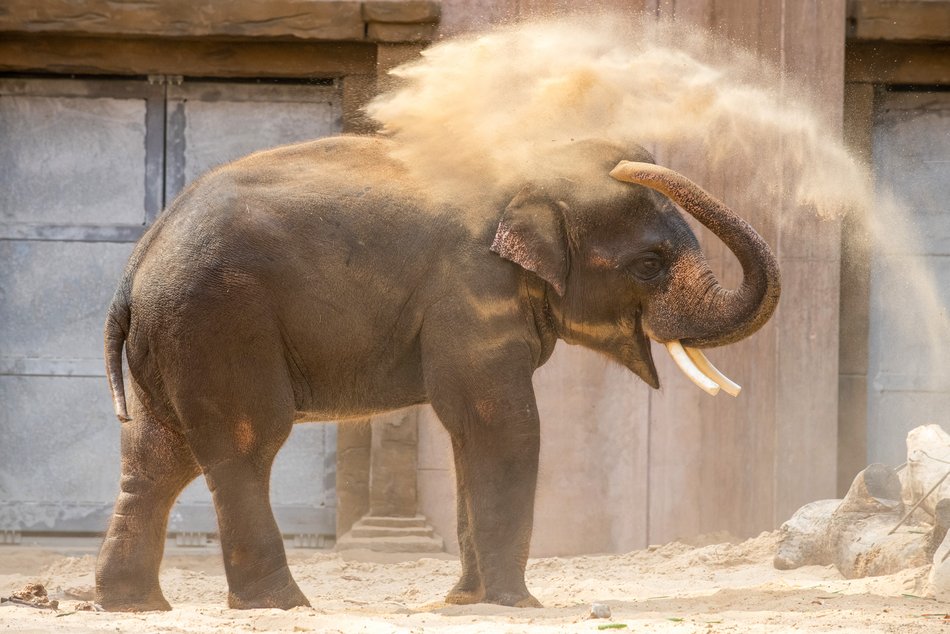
[[665, 341, 720, 396], [684, 347, 742, 397]]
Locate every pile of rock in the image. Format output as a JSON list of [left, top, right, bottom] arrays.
[[775, 424, 950, 599]]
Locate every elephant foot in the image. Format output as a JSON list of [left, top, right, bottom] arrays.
[[483, 590, 542, 608], [445, 581, 485, 605], [227, 570, 310, 610], [96, 587, 172, 612]]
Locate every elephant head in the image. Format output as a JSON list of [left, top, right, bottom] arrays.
[[490, 140, 781, 396]]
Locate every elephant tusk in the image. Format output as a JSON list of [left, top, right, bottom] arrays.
[[665, 341, 720, 396], [684, 346, 742, 397]]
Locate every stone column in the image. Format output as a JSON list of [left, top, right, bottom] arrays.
[[336, 408, 444, 553], [334, 421, 372, 537], [369, 409, 419, 516]]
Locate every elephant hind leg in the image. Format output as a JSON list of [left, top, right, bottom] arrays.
[[200, 452, 310, 609], [180, 395, 309, 610], [96, 395, 200, 611]]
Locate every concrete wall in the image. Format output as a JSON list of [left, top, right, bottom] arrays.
[[867, 91, 950, 466], [417, 0, 845, 555]]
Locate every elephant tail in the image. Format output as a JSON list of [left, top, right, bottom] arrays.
[[104, 283, 132, 422]]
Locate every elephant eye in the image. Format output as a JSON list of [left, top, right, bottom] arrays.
[[629, 254, 664, 281]]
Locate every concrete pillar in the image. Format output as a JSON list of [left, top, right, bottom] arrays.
[[335, 421, 371, 537], [336, 408, 444, 553], [369, 409, 419, 517]]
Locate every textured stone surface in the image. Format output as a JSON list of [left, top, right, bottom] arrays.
[[0, 0, 446, 43], [0, 0, 365, 41], [369, 409, 419, 518], [368, 21, 438, 42], [336, 422, 372, 536], [364, 0, 441, 23], [849, 0, 950, 41], [336, 515, 444, 552], [0, 35, 376, 78]]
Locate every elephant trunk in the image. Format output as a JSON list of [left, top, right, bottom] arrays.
[[610, 161, 781, 350]]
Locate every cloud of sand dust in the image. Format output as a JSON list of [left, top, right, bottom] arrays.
[[366, 14, 872, 216], [367, 14, 950, 457]]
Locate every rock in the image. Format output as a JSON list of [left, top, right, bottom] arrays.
[[63, 585, 95, 601], [928, 499, 950, 558], [775, 463, 927, 577], [837, 463, 903, 515], [776, 425, 950, 590], [4, 582, 58, 610], [904, 425, 950, 517], [589, 602, 611, 619], [774, 499, 839, 569]]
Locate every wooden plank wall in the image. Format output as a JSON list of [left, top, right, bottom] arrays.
[[437, 0, 843, 544], [651, 0, 843, 541]]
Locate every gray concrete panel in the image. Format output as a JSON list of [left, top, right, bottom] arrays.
[[1, 77, 341, 536], [0, 241, 133, 362], [869, 253, 950, 389], [0, 376, 119, 509], [167, 84, 342, 197], [868, 90, 950, 466], [0, 95, 147, 226]]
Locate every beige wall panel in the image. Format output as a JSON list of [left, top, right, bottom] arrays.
[[772, 0, 844, 524], [420, 0, 844, 552], [773, 258, 841, 523], [439, 0, 657, 36], [643, 1, 784, 537], [647, 0, 842, 540], [531, 345, 651, 555], [416, 405, 458, 553]]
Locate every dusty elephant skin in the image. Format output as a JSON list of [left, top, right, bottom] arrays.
[[96, 136, 780, 611]]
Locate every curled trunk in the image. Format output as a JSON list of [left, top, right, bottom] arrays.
[[610, 161, 781, 348]]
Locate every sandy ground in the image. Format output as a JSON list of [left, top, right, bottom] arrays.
[[1, 532, 947, 633]]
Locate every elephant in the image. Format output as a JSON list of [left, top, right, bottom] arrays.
[[95, 135, 780, 611]]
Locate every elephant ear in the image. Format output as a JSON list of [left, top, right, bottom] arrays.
[[490, 185, 568, 296]]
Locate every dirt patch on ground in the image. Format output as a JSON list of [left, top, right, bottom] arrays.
[[0, 532, 945, 633]]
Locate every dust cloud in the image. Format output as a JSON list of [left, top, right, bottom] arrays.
[[367, 13, 950, 445], [367, 14, 870, 216]]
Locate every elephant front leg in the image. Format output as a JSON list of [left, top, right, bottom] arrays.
[[428, 356, 542, 608], [456, 419, 541, 607], [445, 437, 485, 605]]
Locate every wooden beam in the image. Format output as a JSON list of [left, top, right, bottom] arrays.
[[0, 0, 365, 41], [848, 0, 950, 42], [846, 41, 950, 84], [0, 34, 376, 78]]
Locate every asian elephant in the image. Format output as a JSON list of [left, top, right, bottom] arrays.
[[96, 135, 779, 611]]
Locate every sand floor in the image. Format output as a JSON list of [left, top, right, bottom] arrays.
[[1, 532, 946, 633]]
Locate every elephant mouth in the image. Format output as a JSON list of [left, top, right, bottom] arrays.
[[624, 308, 660, 389], [630, 311, 741, 397], [660, 340, 742, 397]]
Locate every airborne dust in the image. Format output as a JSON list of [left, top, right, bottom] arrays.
[[367, 14, 869, 215], [368, 14, 950, 438]]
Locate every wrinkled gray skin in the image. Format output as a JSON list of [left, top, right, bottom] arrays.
[[96, 136, 780, 611]]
